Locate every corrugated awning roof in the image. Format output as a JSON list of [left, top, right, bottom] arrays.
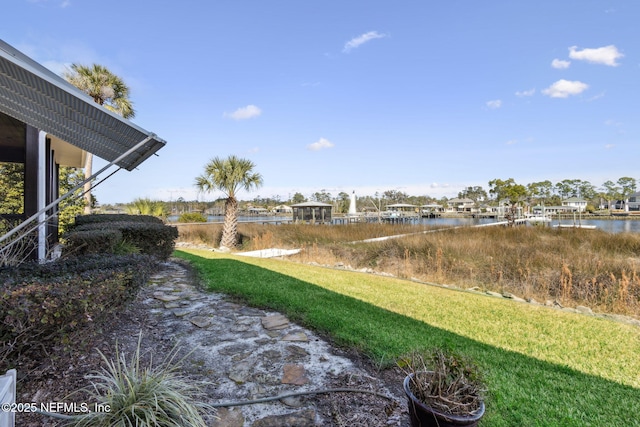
[[0, 39, 165, 171]]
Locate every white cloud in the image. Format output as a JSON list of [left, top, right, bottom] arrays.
[[343, 31, 387, 53], [542, 79, 589, 98], [604, 144, 615, 149], [307, 138, 335, 151], [569, 45, 623, 66], [515, 88, 535, 97], [551, 59, 571, 69], [506, 139, 518, 145], [224, 105, 262, 120], [486, 99, 502, 109]]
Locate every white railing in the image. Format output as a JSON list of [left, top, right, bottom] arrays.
[[0, 369, 16, 427]]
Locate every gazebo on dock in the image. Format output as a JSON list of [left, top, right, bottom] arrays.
[[291, 202, 333, 224]]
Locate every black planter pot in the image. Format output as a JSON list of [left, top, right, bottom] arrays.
[[403, 373, 485, 427]]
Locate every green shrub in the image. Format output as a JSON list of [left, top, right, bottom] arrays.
[[73, 213, 163, 228], [65, 219, 178, 260], [177, 212, 207, 223], [64, 229, 123, 255], [109, 222, 178, 260], [0, 254, 157, 363], [113, 239, 141, 255]]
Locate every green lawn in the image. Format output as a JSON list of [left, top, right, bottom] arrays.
[[176, 249, 640, 426]]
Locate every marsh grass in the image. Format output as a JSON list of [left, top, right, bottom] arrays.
[[177, 222, 640, 317]]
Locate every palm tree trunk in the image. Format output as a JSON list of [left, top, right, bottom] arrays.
[[221, 197, 238, 249]]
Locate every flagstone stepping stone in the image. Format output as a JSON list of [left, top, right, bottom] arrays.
[[172, 308, 191, 317], [218, 343, 251, 356], [281, 331, 308, 342], [212, 407, 244, 427], [281, 363, 308, 385], [238, 307, 263, 316], [153, 292, 181, 302], [261, 314, 290, 330], [163, 301, 182, 309], [252, 409, 316, 427], [280, 396, 304, 407], [228, 361, 253, 384], [285, 345, 308, 360], [189, 316, 212, 328]]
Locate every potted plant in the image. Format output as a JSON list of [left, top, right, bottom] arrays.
[[399, 348, 486, 427]]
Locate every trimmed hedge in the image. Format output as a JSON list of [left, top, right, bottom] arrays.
[[64, 215, 178, 260], [0, 254, 157, 362], [73, 213, 163, 227], [64, 228, 123, 255]]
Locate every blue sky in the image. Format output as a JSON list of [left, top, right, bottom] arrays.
[[4, 0, 639, 204]]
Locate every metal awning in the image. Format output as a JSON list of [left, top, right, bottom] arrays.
[[0, 39, 165, 171]]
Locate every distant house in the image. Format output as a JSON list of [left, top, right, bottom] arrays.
[[420, 204, 444, 215], [627, 192, 640, 211], [532, 205, 574, 215], [562, 197, 588, 212], [447, 198, 477, 213], [383, 203, 419, 217], [291, 202, 332, 224], [0, 39, 165, 262], [247, 207, 269, 215], [272, 204, 293, 214]]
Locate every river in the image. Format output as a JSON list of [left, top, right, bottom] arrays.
[[169, 215, 640, 234]]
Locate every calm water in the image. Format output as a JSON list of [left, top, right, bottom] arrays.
[[418, 217, 640, 233], [170, 215, 640, 234]]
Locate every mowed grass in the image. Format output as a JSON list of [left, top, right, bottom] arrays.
[[176, 249, 640, 427]]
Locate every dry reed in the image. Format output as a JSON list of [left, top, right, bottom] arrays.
[[177, 222, 640, 317]]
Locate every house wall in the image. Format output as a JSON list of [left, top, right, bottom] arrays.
[[1, 119, 60, 259]]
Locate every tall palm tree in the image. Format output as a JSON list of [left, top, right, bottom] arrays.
[[64, 64, 135, 214], [195, 155, 263, 249]]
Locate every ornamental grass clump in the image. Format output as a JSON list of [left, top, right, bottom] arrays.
[[399, 348, 486, 417], [71, 336, 213, 427]]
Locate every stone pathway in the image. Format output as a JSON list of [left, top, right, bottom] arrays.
[[141, 260, 406, 426]]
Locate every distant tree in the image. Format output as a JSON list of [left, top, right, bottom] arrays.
[[336, 192, 350, 214], [382, 190, 408, 205], [601, 180, 622, 212], [195, 155, 263, 249], [406, 195, 432, 206], [554, 179, 576, 198], [553, 179, 596, 200], [488, 178, 527, 225], [458, 186, 487, 202], [617, 177, 637, 212], [578, 180, 596, 200], [291, 192, 306, 204], [126, 198, 167, 219], [0, 163, 24, 215], [527, 180, 554, 205], [64, 64, 135, 214], [311, 190, 332, 204], [58, 167, 86, 234]]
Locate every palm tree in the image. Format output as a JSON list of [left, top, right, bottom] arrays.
[[64, 64, 135, 214], [125, 198, 167, 219], [195, 156, 263, 249]]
